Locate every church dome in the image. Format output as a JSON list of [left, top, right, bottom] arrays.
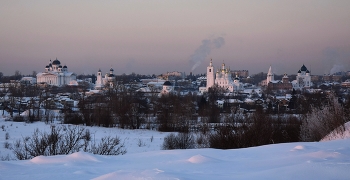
[[110, 68, 114, 71], [300, 64, 307, 71], [52, 59, 61, 65], [297, 70, 301, 73], [63, 65, 67, 68], [306, 69, 310, 73], [108, 74, 115, 77], [45, 65, 49, 68], [163, 81, 172, 86], [59, 65, 62, 68]]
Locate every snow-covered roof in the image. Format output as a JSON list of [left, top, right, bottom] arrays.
[[244, 98, 254, 103], [228, 99, 243, 103]]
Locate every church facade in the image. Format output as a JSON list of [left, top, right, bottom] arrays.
[[261, 64, 311, 91], [199, 59, 243, 93], [36, 58, 76, 86], [291, 64, 312, 89], [95, 68, 116, 89]]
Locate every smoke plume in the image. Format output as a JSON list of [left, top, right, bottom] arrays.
[[322, 47, 348, 75], [189, 36, 225, 71], [330, 64, 344, 75]]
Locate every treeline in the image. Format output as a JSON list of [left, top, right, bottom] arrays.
[[162, 92, 350, 150], [3, 81, 350, 134], [163, 112, 301, 150]]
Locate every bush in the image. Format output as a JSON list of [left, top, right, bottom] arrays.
[[63, 113, 84, 125], [195, 133, 209, 148], [13, 116, 25, 122], [208, 125, 236, 149], [207, 113, 301, 149], [90, 136, 126, 155], [4, 141, 11, 149], [176, 133, 195, 149], [162, 132, 195, 150], [300, 93, 347, 141], [11, 125, 126, 160], [162, 133, 178, 150]]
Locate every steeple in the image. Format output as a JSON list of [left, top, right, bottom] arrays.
[[267, 65, 274, 84], [268, 65, 273, 75]]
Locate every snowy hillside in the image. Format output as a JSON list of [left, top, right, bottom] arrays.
[[321, 122, 350, 142], [1, 116, 350, 179]]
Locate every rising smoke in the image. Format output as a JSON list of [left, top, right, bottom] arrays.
[[330, 64, 344, 75], [189, 36, 225, 71], [322, 47, 346, 75]]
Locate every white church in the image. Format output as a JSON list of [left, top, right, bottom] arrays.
[[199, 59, 243, 93], [260, 64, 312, 90], [36, 58, 77, 86], [291, 64, 312, 89], [95, 68, 116, 89]]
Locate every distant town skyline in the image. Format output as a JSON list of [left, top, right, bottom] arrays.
[[1, 1, 350, 76]]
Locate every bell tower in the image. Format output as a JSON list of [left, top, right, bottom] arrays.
[[206, 59, 215, 89], [96, 69, 103, 88]]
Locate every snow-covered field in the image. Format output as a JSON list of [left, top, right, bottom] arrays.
[[1, 114, 350, 180]]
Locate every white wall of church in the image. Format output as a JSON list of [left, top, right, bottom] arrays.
[[36, 59, 76, 86]]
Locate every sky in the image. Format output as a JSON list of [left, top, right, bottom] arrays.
[[1, 0, 350, 76]]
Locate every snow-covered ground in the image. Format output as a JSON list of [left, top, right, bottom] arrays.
[[321, 121, 350, 141], [1, 114, 350, 180]]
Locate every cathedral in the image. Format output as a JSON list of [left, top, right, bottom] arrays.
[[95, 68, 116, 89], [199, 59, 243, 93], [36, 58, 76, 86], [260, 64, 311, 90], [291, 64, 312, 89]]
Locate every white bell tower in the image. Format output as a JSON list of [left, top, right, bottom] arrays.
[[206, 59, 215, 89], [96, 69, 103, 88]]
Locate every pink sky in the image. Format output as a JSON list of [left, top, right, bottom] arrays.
[[1, 0, 350, 76]]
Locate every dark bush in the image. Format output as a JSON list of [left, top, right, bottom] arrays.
[[11, 125, 126, 160], [63, 113, 84, 125], [208, 125, 236, 149], [162, 132, 195, 150], [13, 116, 25, 122], [90, 136, 126, 155]]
